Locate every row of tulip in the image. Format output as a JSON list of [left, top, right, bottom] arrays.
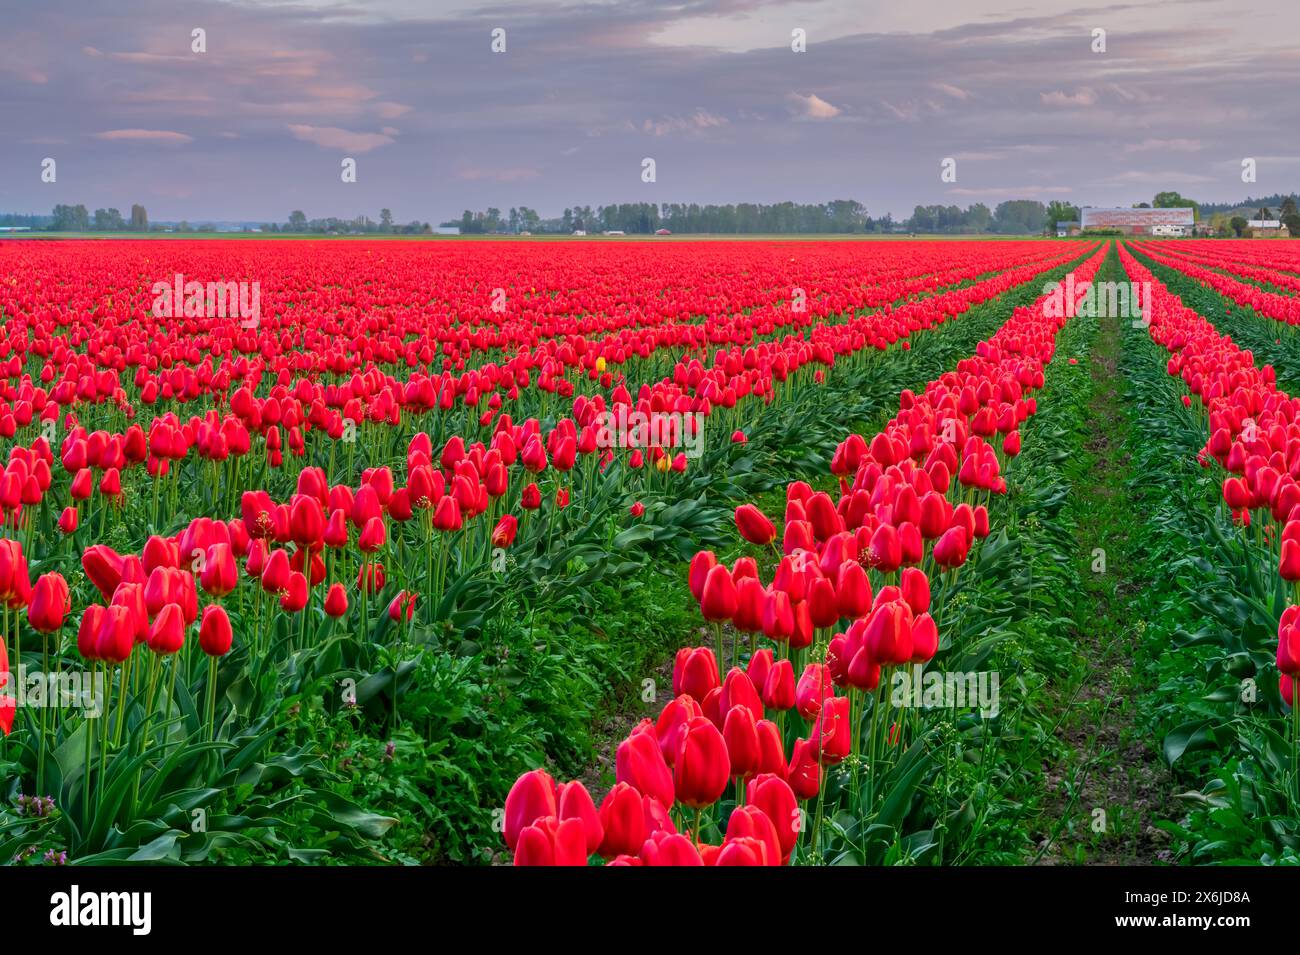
[[1131, 240, 1300, 326], [1135, 239, 1300, 297], [1117, 242, 1300, 787], [501, 244, 1109, 865]]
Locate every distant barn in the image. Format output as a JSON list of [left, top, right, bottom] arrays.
[[1079, 207, 1194, 236]]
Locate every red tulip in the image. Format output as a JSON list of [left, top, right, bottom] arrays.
[[1282, 540, 1300, 582], [200, 543, 238, 597], [699, 564, 737, 622], [96, 604, 135, 663], [387, 590, 417, 622], [260, 548, 291, 594], [654, 693, 702, 765], [640, 829, 703, 865], [513, 816, 588, 866], [794, 662, 835, 719], [27, 572, 70, 633], [725, 804, 782, 866], [616, 721, 676, 807], [147, 602, 186, 655], [491, 514, 518, 548], [735, 504, 776, 545], [673, 715, 729, 809], [672, 647, 719, 703], [762, 658, 796, 711], [723, 704, 762, 780], [747, 773, 800, 859], [324, 582, 348, 617], [199, 604, 233, 656], [504, 768, 558, 851], [521, 482, 541, 510], [58, 506, 78, 534], [358, 516, 387, 552], [809, 694, 851, 765], [597, 782, 646, 858], [557, 781, 603, 856], [82, 544, 125, 600]]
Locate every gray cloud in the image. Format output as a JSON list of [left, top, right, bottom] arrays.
[[0, 0, 1297, 221]]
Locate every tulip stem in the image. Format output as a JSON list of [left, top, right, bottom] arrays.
[[1284, 670, 1294, 815], [713, 622, 723, 678], [206, 656, 218, 742], [98, 666, 113, 821], [165, 654, 179, 745], [131, 653, 162, 814], [83, 662, 95, 833], [37, 640, 49, 795], [810, 770, 827, 863], [114, 651, 132, 748]]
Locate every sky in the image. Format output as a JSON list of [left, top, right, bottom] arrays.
[[2, 0, 1298, 222]]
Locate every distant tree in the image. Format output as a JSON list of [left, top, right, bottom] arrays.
[[966, 203, 992, 232], [287, 210, 307, 232], [1153, 191, 1199, 220], [1230, 216, 1248, 237], [1282, 197, 1298, 219], [992, 200, 1047, 234], [93, 208, 116, 231], [1284, 213, 1300, 238], [51, 204, 90, 231], [379, 208, 393, 233], [130, 204, 148, 230], [1045, 201, 1080, 231]]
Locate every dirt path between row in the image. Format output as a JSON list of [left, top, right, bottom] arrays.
[[1034, 248, 1174, 865]]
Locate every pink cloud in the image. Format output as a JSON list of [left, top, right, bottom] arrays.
[[94, 129, 194, 144], [287, 124, 395, 153]]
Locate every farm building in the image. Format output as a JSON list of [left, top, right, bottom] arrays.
[[1247, 219, 1290, 237], [1079, 207, 1195, 236], [1056, 221, 1080, 237]]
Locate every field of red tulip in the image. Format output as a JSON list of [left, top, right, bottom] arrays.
[[3, 236, 1300, 866]]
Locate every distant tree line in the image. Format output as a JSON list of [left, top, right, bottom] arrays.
[[279, 210, 432, 235], [45, 204, 150, 231], [10, 192, 1298, 238], [8, 206, 434, 235], [1200, 193, 1300, 216], [441, 199, 1109, 235], [444, 201, 881, 234]]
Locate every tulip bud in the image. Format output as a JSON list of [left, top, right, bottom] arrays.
[[735, 504, 776, 546], [199, 605, 233, 657], [324, 582, 348, 617], [616, 722, 676, 807], [147, 603, 186, 655], [673, 715, 729, 809]]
